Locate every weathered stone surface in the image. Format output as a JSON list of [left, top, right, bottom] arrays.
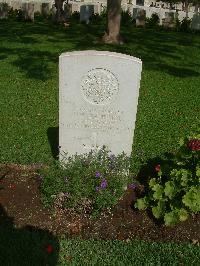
[[59, 51, 142, 161]]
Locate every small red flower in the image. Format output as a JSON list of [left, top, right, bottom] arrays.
[[9, 184, 16, 189], [46, 244, 53, 254], [155, 164, 161, 172], [187, 139, 200, 151]]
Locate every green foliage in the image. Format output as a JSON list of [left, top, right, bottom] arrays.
[[134, 197, 148, 210], [164, 181, 176, 199], [0, 2, 9, 11], [70, 11, 80, 22], [100, 6, 107, 18], [7, 8, 25, 21], [182, 187, 200, 212], [38, 147, 133, 218], [135, 130, 200, 226], [175, 18, 181, 31], [164, 210, 179, 226], [152, 200, 165, 219], [121, 10, 134, 25], [90, 13, 105, 24], [146, 13, 160, 27], [152, 184, 164, 200], [179, 18, 192, 32]]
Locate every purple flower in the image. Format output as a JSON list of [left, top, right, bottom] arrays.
[[128, 183, 137, 190], [95, 186, 100, 192], [100, 178, 108, 189], [95, 171, 101, 178]]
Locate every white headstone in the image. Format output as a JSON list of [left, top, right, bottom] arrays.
[[23, 3, 34, 21], [71, 3, 79, 13], [42, 3, 50, 17], [0, 3, 9, 19], [80, 4, 94, 24], [191, 13, 200, 31], [136, 9, 146, 27], [64, 3, 72, 19], [59, 51, 142, 161]]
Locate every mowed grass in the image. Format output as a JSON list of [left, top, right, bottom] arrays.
[[0, 19, 200, 265], [0, 20, 200, 172]]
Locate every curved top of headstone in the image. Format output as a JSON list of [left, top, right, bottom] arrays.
[[59, 50, 142, 65]]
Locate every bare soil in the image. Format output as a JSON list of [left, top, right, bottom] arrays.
[[0, 164, 199, 244]]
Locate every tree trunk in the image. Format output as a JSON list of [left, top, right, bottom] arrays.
[[102, 0, 123, 44], [183, 0, 189, 18], [55, 0, 65, 23]]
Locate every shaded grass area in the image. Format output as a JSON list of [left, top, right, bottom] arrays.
[[1, 203, 200, 265], [0, 20, 200, 173], [0, 205, 60, 265]]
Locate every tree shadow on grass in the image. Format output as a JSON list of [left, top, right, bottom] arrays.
[[47, 127, 59, 160], [0, 20, 200, 80], [0, 204, 60, 265]]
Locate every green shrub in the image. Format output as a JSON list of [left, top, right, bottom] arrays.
[[38, 147, 136, 218], [100, 6, 107, 18], [0, 2, 9, 12], [70, 11, 80, 22], [175, 18, 181, 31], [121, 10, 134, 25], [179, 17, 191, 32], [90, 13, 105, 24], [146, 13, 160, 27], [8, 8, 25, 21], [135, 130, 200, 226]]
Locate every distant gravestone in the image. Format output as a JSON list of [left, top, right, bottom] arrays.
[[0, 3, 9, 19], [132, 8, 139, 19], [163, 12, 175, 28], [71, 3, 79, 13], [59, 51, 142, 161], [42, 3, 50, 17], [191, 13, 200, 31], [34, 2, 41, 13], [136, 9, 146, 27], [80, 5, 94, 24], [64, 3, 72, 19], [23, 3, 34, 21], [51, 4, 56, 22], [12, 1, 22, 11]]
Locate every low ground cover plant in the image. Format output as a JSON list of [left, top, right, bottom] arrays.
[[38, 147, 136, 218], [135, 130, 200, 226]]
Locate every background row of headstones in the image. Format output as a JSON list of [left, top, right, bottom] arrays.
[[0, 0, 199, 30]]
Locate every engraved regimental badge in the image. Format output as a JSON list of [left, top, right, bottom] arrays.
[[81, 68, 119, 105]]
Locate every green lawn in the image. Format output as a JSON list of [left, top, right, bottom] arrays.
[[1, 20, 200, 173], [0, 20, 200, 264]]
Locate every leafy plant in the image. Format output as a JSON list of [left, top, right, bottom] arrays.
[[135, 130, 200, 226], [90, 13, 104, 24], [70, 11, 80, 22], [38, 147, 136, 218], [121, 10, 134, 25], [179, 17, 191, 32], [146, 13, 160, 27], [8, 8, 25, 21]]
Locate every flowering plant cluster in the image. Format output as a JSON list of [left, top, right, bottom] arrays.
[[135, 130, 200, 226], [38, 146, 134, 218]]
